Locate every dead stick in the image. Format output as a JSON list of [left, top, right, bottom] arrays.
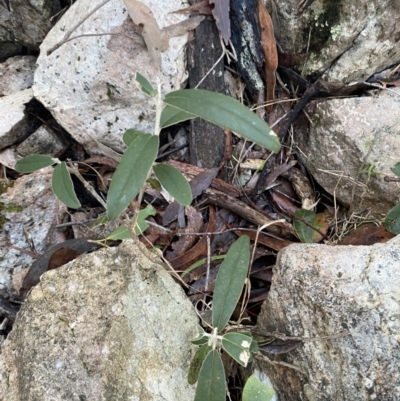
[[47, 0, 113, 55]]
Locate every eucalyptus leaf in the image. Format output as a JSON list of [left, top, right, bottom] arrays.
[[221, 332, 252, 367], [242, 374, 276, 401], [164, 89, 280, 152], [194, 350, 226, 401], [135, 72, 157, 96], [15, 154, 55, 173], [384, 203, 400, 234], [188, 344, 210, 385], [212, 235, 250, 332], [52, 162, 81, 209], [153, 163, 192, 206], [160, 104, 196, 128], [107, 132, 159, 220]]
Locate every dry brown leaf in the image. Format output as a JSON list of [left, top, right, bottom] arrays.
[[258, 0, 278, 113], [123, 0, 163, 68], [124, 0, 204, 70], [210, 0, 231, 45], [166, 206, 204, 259], [173, 0, 213, 16], [168, 206, 216, 274], [161, 15, 205, 50], [338, 224, 395, 246]]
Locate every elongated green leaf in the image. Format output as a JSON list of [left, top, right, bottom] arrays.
[[221, 332, 252, 367], [135, 72, 157, 96], [164, 90, 280, 152], [293, 209, 328, 243], [242, 374, 276, 401], [107, 133, 159, 220], [391, 162, 400, 177], [147, 177, 162, 191], [188, 344, 210, 385], [160, 104, 196, 128], [52, 162, 81, 209], [153, 163, 192, 206], [15, 154, 55, 173], [123, 129, 149, 146], [384, 203, 400, 234], [181, 255, 226, 278], [212, 235, 250, 332], [194, 350, 226, 401]]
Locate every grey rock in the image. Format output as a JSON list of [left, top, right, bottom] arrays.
[[0, 168, 66, 298], [0, 0, 54, 58], [295, 88, 400, 218], [16, 124, 66, 157], [33, 0, 191, 156], [257, 235, 400, 401], [0, 88, 33, 150], [266, 0, 400, 83], [0, 240, 198, 401], [0, 56, 37, 96]]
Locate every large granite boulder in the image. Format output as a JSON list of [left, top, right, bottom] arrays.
[[0, 240, 198, 400]]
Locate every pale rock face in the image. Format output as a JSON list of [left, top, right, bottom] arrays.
[[0, 56, 37, 96], [0, 168, 66, 298], [257, 235, 400, 401], [0, 89, 34, 150], [295, 87, 400, 218], [33, 0, 190, 155], [266, 0, 400, 83], [0, 240, 198, 401]]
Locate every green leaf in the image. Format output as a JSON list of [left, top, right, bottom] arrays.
[[221, 332, 252, 367], [52, 162, 81, 209], [188, 344, 210, 385], [153, 163, 192, 206], [391, 162, 400, 177], [160, 104, 196, 128], [147, 177, 162, 191], [107, 133, 159, 221], [90, 214, 108, 228], [106, 205, 157, 239], [123, 129, 149, 146], [384, 203, 400, 234], [135, 72, 157, 96], [135, 204, 157, 235], [194, 350, 226, 401], [106, 225, 131, 240], [181, 255, 226, 278], [242, 374, 276, 401], [293, 209, 328, 243], [212, 235, 250, 332], [191, 326, 209, 346], [15, 154, 55, 173], [163, 89, 281, 153]]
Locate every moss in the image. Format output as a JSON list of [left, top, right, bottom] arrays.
[[0, 199, 24, 229], [302, 0, 342, 53], [0, 180, 14, 195]]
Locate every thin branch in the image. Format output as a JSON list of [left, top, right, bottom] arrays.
[[47, 0, 113, 55]]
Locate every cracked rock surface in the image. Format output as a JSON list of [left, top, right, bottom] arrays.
[[257, 235, 400, 401], [0, 240, 198, 401]]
